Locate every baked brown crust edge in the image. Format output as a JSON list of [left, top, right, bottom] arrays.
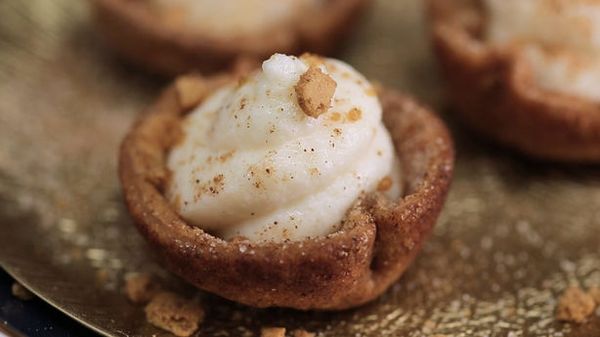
[[427, 0, 600, 162], [92, 0, 371, 76], [118, 73, 454, 310]]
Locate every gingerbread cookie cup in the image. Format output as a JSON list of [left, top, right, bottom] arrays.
[[427, 0, 600, 162], [118, 71, 454, 310], [93, 0, 371, 76]]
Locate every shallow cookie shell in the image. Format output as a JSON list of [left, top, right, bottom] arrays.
[[427, 0, 600, 163], [93, 0, 371, 76], [118, 72, 454, 310]]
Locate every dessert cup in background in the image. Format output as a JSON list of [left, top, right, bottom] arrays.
[[427, 0, 600, 162], [93, 0, 371, 76]]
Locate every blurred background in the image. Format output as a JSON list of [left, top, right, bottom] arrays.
[[0, 0, 599, 336]]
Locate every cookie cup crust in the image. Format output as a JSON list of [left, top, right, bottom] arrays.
[[427, 0, 600, 162], [118, 72, 454, 310], [93, 0, 371, 76]]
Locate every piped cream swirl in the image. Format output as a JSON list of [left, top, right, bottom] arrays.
[[167, 54, 402, 243]]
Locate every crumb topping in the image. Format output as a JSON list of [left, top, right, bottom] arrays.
[[295, 66, 337, 118]]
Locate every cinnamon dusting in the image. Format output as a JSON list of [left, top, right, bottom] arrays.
[[328, 112, 342, 121], [347, 107, 362, 122]]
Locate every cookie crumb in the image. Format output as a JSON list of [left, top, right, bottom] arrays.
[[11, 282, 34, 301], [124, 273, 161, 304], [292, 329, 316, 337], [295, 66, 337, 118], [261, 327, 286, 337], [556, 286, 596, 323], [175, 75, 209, 110], [145, 292, 204, 337]]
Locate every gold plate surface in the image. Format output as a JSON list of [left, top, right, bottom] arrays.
[[1, 0, 599, 336]]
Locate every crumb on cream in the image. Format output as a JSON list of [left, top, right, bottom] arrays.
[[295, 66, 337, 118]]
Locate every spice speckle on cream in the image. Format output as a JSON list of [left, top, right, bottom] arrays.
[[167, 54, 402, 242]]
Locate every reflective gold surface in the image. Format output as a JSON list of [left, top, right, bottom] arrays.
[[1, 0, 599, 336]]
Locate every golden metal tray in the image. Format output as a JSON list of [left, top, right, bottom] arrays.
[[1, 0, 599, 336]]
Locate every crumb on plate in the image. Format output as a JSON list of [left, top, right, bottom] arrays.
[[556, 286, 597, 324], [145, 291, 205, 337], [261, 327, 286, 337], [124, 273, 162, 304], [588, 286, 600, 304], [11, 282, 34, 301], [292, 328, 316, 337]]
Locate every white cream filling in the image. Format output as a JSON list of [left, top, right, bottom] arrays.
[[152, 0, 319, 38], [484, 0, 600, 101], [167, 54, 402, 243]]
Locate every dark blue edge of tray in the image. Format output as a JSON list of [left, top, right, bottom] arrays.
[[0, 268, 98, 337]]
